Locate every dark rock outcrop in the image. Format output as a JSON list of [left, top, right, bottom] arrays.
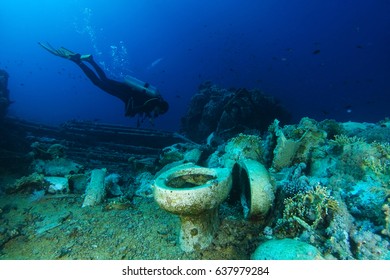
[[0, 69, 10, 119], [181, 82, 291, 142]]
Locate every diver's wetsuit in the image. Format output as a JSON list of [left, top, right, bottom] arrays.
[[73, 57, 166, 118]]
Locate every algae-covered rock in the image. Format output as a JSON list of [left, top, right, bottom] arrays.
[[6, 172, 48, 194], [158, 143, 203, 167], [224, 134, 263, 162], [159, 144, 184, 166], [251, 238, 323, 260], [270, 118, 327, 171], [67, 173, 88, 194], [271, 126, 299, 170], [134, 172, 154, 198], [345, 180, 388, 222], [31, 158, 83, 176], [325, 134, 390, 181]]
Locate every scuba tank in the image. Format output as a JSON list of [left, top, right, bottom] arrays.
[[124, 75, 159, 97]]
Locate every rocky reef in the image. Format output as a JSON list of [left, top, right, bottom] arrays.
[[0, 69, 10, 119], [263, 118, 390, 259], [160, 117, 390, 259], [180, 82, 291, 142]]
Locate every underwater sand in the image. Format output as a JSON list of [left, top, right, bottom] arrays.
[[0, 193, 260, 260]]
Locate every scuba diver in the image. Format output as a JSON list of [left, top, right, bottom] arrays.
[[38, 42, 169, 125]]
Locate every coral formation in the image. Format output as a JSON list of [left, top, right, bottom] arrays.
[[345, 180, 388, 223], [223, 133, 263, 164], [275, 184, 338, 237], [279, 162, 311, 197], [350, 226, 390, 259], [6, 173, 48, 194], [269, 118, 327, 171], [265, 118, 390, 259], [181, 82, 291, 142]]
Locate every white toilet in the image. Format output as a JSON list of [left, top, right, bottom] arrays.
[[153, 163, 232, 252], [234, 158, 275, 219]]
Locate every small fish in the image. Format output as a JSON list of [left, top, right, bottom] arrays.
[[344, 105, 353, 113], [148, 57, 164, 69], [321, 110, 329, 116], [312, 49, 321, 55]]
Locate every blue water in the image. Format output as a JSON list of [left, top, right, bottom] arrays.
[[1, 0, 389, 131]]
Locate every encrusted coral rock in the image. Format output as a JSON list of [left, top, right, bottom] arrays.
[[345, 180, 388, 222], [6, 172, 47, 194], [270, 118, 327, 171], [276, 185, 338, 237], [181, 82, 291, 142], [271, 124, 299, 170], [158, 144, 184, 166], [158, 143, 204, 168], [134, 172, 154, 198], [67, 173, 88, 194], [31, 158, 83, 176], [223, 134, 263, 163], [251, 238, 323, 260]]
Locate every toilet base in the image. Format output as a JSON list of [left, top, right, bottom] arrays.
[[179, 208, 219, 252]]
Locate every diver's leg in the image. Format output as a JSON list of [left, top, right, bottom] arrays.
[[73, 60, 131, 104], [79, 56, 129, 91], [83, 57, 109, 81], [82, 58, 134, 101], [73, 60, 109, 90]]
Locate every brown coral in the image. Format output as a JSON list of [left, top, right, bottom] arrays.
[[276, 184, 338, 237]]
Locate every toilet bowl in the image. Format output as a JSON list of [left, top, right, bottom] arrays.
[[233, 158, 275, 219], [153, 163, 232, 252]]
